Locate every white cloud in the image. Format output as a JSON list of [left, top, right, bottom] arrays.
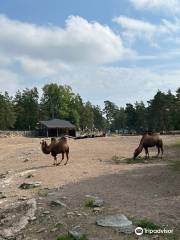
[[0, 69, 22, 95], [0, 14, 134, 65], [113, 16, 180, 46], [0, 14, 179, 107], [130, 0, 180, 14], [113, 16, 156, 32]]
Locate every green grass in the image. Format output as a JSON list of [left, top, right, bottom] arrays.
[[84, 198, 94, 208], [169, 140, 180, 148], [169, 160, 180, 172], [134, 219, 159, 230], [126, 157, 146, 164], [111, 155, 149, 164], [111, 155, 134, 164], [57, 234, 87, 240], [54, 222, 63, 228]]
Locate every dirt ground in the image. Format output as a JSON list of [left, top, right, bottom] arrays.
[[0, 135, 180, 239]]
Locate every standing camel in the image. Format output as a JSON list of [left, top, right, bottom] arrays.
[[40, 137, 69, 166], [133, 133, 163, 159]]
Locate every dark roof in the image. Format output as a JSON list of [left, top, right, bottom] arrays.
[[40, 119, 76, 129]]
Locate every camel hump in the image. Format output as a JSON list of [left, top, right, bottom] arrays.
[[59, 136, 67, 143]]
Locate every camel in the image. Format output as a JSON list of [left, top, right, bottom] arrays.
[[133, 133, 163, 159], [40, 137, 69, 166]]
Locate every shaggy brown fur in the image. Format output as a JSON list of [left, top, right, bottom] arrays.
[[133, 133, 163, 159], [40, 137, 69, 166]]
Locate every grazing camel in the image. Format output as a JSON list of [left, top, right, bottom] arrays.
[[133, 133, 163, 159], [40, 137, 69, 166]]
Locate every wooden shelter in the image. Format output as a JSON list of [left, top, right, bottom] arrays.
[[39, 119, 76, 137]]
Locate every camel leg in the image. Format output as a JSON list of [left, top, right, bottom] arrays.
[[156, 146, 160, 158], [161, 146, 164, 158], [53, 156, 57, 166], [144, 147, 149, 159], [64, 152, 69, 165], [57, 153, 64, 165]]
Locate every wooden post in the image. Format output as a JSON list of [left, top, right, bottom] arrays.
[[47, 128, 49, 138], [57, 128, 58, 137]]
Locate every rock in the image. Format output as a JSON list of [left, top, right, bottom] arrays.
[[43, 211, 50, 215], [0, 173, 6, 179], [93, 199, 104, 207], [18, 196, 28, 201], [50, 200, 66, 207], [36, 228, 46, 233], [28, 216, 36, 221], [93, 207, 102, 213], [96, 215, 134, 234], [67, 212, 75, 217], [68, 226, 85, 240], [23, 158, 30, 162], [50, 228, 58, 232], [26, 174, 34, 179], [0, 199, 37, 239], [19, 182, 41, 189], [0, 192, 6, 199]]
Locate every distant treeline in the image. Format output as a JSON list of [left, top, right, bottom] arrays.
[[0, 83, 180, 132]]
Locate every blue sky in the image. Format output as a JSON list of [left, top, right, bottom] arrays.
[[0, 0, 180, 106]]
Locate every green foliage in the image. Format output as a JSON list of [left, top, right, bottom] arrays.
[[134, 219, 159, 230], [14, 88, 39, 130], [84, 198, 95, 208], [169, 161, 180, 172], [57, 235, 87, 240], [0, 92, 16, 129], [1, 84, 180, 132]]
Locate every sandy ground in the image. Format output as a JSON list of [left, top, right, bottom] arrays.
[[0, 135, 180, 239]]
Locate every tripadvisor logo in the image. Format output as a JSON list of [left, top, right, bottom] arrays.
[[135, 227, 143, 236], [135, 227, 174, 236]]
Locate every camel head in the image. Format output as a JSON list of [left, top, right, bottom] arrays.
[[133, 147, 141, 159], [40, 139, 51, 154]]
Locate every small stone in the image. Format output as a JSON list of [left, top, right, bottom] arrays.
[[26, 174, 34, 179], [50, 228, 58, 232], [19, 182, 41, 189], [36, 228, 46, 233], [76, 213, 82, 216], [50, 200, 66, 207], [93, 199, 104, 207], [18, 196, 28, 201], [93, 207, 102, 213], [29, 216, 37, 221], [0, 192, 6, 199], [67, 212, 75, 215], [24, 158, 30, 162], [43, 211, 50, 215], [0, 174, 6, 179], [68, 226, 85, 240]]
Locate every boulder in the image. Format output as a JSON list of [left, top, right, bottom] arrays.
[[19, 182, 41, 189], [96, 214, 134, 234]]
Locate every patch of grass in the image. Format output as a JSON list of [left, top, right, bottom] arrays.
[[111, 155, 148, 164], [111, 155, 123, 164], [169, 141, 180, 148], [169, 160, 180, 172], [134, 219, 159, 230], [111, 155, 133, 164], [54, 222, 63, 228], [37, 189, 48, 197], [126, 157, 147, 164], [84, 198, 94, 208], [57, 235, 73, 240], [57, 234, 87, 240]]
